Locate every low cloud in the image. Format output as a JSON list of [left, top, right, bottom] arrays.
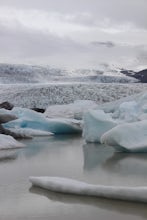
[[91, 41, 115, 48], [0, 1, 146, 69]]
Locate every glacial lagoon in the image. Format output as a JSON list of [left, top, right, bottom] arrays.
[[0, 135, 147, 220]]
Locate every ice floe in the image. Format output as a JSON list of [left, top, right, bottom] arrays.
[[29, 176, 147, 203], [0, 134, 25, 149], [9, 128, 53, 137]]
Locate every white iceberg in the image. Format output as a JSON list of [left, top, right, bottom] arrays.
[[0, 134, 25, 149], [101, 120, 147, 152], [29, 176, 147, 203], [9, 128, 53, 137], [11, 107, 45, 121], [112, 101, 139, 122], [83, 110, 117, 143], [45, 100, 97, 119]]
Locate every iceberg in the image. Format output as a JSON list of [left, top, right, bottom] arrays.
[[112, 101, 139, 122], [2, 107, 82, 135], [8, 128, 53, 137], [45, 100, 97, 119], [29, 176, 147, 203], [11, 107, 45, 121], [0, 134, 25, 149], [0, 114, 17, 123], [83, 110, 117, 143], [101, 120, 147, 152], [4, 118, 82, 135]]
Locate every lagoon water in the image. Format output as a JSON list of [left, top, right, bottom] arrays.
[[0, 135, 147, 220]]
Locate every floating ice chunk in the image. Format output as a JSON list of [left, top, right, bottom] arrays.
[[3, 107, 82, 134], [0, 134, 25, 149], [101, 120, 147, 152], [29, 176, 147, 203], [4, 118, 82, 135], [83, 110, 117, 143], [0, 108, 12, 114], [9, 128, 53, 137], [11, 107, 45, 121], [113, 101, 139, 122], [45, 100, 97, 119], [141, 104, 147, 113], [0, 114, 17, 123], [138, 114, 147, 121]]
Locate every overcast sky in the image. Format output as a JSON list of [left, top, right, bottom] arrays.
[[0, 0, 146, 69]]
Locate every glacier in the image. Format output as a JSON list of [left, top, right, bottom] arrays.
[[29, 176, 147, 203], [0, 63, 138, 84], [0, 83, 147, 109]]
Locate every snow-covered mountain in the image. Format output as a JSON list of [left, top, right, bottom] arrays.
[[0, 63, 138, 84]]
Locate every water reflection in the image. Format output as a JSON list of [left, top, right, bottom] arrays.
[[30, 186, 147, 220], [83, 143, 114, 171], [21, 135, 82, 159], [83, 142, 147, 178], [0, 150, 18, 163], [103, 153, 147, 176]]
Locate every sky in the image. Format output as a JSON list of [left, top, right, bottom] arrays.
[[0, 0, 147, 70]]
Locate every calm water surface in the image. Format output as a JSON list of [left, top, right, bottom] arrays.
[[0, 135, 147, 220]]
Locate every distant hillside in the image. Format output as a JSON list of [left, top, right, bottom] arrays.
[[121, 69, 147, 83]]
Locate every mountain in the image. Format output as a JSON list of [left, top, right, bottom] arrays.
[[121, 69, 147, 83]]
